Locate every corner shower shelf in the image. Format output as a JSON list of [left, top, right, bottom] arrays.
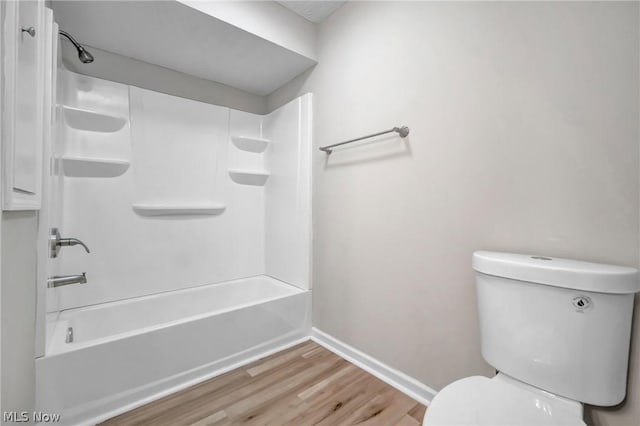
[[132, 203, 226, 216], [231, 136, 270, 153], [228, 170, 270, 186], [63, 106, 127, 133], [60, 156, 130, 178]]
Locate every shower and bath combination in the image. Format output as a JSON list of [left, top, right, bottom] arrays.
[[32, 7, 315, 423], [45, 31, 93, 290], [59, 30, 94, 63], [37, 61, 313, 422]]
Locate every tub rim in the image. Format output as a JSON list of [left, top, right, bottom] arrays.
[[47, 274, 306, 355]]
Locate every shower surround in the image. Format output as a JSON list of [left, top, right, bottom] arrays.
[[36, 70, 312, 425]]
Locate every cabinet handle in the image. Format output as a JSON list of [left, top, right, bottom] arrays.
[[21, 26, 36, 37]]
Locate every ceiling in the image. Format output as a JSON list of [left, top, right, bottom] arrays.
[[52, 1, 317, 96], [276, 1, 347, 23]]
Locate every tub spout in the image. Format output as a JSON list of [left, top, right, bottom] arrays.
[[48, 273, 87, 288]]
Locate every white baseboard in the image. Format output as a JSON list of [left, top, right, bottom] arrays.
[[311, 327, 437, 406]]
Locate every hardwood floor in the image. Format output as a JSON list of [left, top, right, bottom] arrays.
[[100, 341, 427, 426]]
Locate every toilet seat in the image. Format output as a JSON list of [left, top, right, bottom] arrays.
[[423, 373, 586, 426]]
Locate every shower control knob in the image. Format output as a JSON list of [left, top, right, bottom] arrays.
[[50, 228, 91, 258], [21, 26, 36, 37]]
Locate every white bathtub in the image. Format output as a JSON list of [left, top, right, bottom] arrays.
[[36, 275, 311, 425]]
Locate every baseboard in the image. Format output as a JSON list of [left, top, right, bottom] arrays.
[[310, 327, 437, 406]]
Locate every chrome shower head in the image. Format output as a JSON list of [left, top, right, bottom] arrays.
[[77, 46, 94, 64], [59, 30, 94, 64]]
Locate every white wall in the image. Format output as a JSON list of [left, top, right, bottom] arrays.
[[61, 43, 267, 115], [265, 94, 313, 289], [1, 212, 37, 419], [268, 2, 639, 424], [179, 0, 317, 61]]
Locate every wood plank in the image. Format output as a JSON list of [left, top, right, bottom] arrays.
[[224, 355, 343, 419], [283, 372, 388, 425], [301, 346, 324, 358], [103, 342, 326, 426], [295, 364, 370, 409], [245, 341, 318, 377], [313, 380, 391, 425], [162, 351, 341, 426], [188, 410, 227, 426], [228, 360, 351, 425], [408, 403, 427, 423], [340, 386, 417, 425], [101, 368, 251, 426], [147, 346, 337, 425], [229, 392, 307, 426], [393, 414, 422, 426], [99, 341, 428, 426], [297, 363, 357, 400]]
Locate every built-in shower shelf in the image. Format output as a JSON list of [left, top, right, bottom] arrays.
[[60, 156, 130, 178], [63, 106, 127, 133], [228, 170, 270, 186], [132, 203, 226, 216], [231, 136, 270, 153]]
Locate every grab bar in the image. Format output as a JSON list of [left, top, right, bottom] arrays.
[[319, 126, 410, 154]]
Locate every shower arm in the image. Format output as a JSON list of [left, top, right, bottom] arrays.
[[59, 30, 94, 63], [59, 30, 83, 50]]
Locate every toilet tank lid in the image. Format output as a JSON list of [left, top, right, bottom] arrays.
[[473, 251, 640, 294]]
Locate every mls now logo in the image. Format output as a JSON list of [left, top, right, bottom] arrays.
[[3, 411, 61, 423], [2, 412, 29, 423]]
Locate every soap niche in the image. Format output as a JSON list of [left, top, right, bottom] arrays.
[[228, 170, 269, 186], [228, 110, 270, 187], [63, 106, 127, 133], [60, 70, 132, 179]]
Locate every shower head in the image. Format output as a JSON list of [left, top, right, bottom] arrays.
[[77, 47, 94, 64], [59, 30, 94, 64]]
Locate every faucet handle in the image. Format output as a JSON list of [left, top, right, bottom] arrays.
[[59, 238, 90, 253], [50, 228, 91, 258]]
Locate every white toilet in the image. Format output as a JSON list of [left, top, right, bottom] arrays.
[[423, 251, 640, 426]]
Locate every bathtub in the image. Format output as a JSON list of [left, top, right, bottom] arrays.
[[36, 275, 311, 425]]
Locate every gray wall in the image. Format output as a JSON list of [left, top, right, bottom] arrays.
[[268, 2, 640, 424], [1, 212, 38, 422], [60, 43, 268, 114]]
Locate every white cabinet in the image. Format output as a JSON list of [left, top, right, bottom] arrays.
[[1, 0, 52, 210]]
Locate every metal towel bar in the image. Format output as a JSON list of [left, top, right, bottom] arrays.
[[319, 126, 410, 154]]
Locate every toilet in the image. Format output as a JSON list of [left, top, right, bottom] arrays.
[[423, 251, 640, 426]]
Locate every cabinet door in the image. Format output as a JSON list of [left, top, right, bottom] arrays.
[[13, 0, 42, 195], [1, 0, 45, 210]]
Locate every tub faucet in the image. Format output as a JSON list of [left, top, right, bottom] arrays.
[[47, 273, 87, 288]]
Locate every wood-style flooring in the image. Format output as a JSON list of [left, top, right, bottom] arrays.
[[100, 340, 427, 426]]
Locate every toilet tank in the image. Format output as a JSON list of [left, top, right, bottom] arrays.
[[473, 251, 639, 406]]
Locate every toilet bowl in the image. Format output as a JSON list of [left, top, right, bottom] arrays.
[[424, 373, 585, 426], [423, 251, 639, 426]]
